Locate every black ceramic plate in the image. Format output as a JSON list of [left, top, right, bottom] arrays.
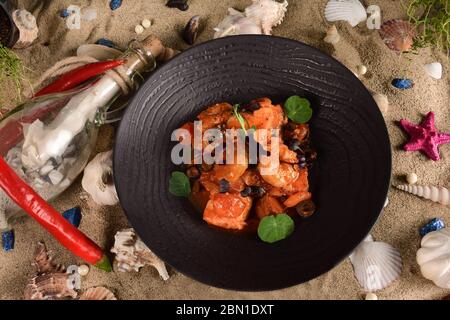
[[114, 35, 391, 291]]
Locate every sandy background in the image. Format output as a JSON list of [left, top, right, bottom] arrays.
[[0, 0, 449, 300]]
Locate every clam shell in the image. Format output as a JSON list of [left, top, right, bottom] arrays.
[[79, 287, 117, 300], [395, 185, 449, 206], [349, 235, 402, 292], [424, 62, 442, 80], [77, 44, 123, 60], [379, 19, 416, 53], [324, 0, 367, 27], [244, 0, 288, 35], [12, 9, 38, 49]]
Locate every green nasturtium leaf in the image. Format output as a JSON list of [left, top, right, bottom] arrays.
[[257, 214, 295, 243], [169, 171, 191, 197], [284, 95, 313, 124]]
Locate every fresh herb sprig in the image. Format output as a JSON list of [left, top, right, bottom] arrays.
[[232, 104, 248, 135], [169, 171, 191, 197], [258, 214, 295, 243], [284, 95, 312, 124]]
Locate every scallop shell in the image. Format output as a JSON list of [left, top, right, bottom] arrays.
[[424, 62, 442, 80], [324, 0, 367, 27], [416, 228, 450, 289], [349, 235, 402, 292], [213, 8, 262, 38], [244, 0, 288, 35], [12, 9, 38, 49], [323, 25, 340, 44], [24, 273, 78, 300], [79, 287, 117, 300], [77, 44, 123, 60], [111, 228, 170, 280], [379, 19, 416, 53], [395, 185, 449, 206]]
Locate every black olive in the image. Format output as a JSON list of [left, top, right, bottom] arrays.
[[186, 166, 200, 179], [240, 186, 252, 197], [296, 200, 316, 217], [219, 179, 230, 193], [251, 186, 266, 198]]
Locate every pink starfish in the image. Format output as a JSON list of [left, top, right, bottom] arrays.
[[399, 112, 450, 161]]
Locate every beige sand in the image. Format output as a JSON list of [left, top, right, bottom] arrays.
[[0, 0, 449, 300]]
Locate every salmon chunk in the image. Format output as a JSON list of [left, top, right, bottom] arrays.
[[203, 193, 252, 230]]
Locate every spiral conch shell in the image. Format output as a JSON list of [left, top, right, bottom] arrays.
[[213, 8, 262, 38], [395, 185, 449, 206], [12, 9, 39, 49], [244, 0, 288, 35], [111, 228, 170, 280]]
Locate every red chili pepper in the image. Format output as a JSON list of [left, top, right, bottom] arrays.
[[33, 59, 126, 98], [0, 157, 112, 271]]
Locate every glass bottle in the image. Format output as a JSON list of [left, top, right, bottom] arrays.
[[0, 35, 164, 230]]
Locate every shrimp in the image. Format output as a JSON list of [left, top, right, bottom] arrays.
[[258, 161, 299, 188], [255, 194, 284, 219], [198, 103, 232, 131], [283, 191, 311, 208]]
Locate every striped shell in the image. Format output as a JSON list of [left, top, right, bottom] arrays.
[[324, 0, 367, 27], [349, 235, 402, 292], [24, 273, 77, 300], [395, 185, 449, 206], [379, 19, 416, 53], [79, 287, 117, 300]]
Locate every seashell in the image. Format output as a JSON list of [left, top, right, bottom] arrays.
[[357, 65, 367, 75], [32, 242, 65, 275], [142, 19, 152, 29], [406, 172, 418, 185], [379, 19, 416, 53], [244, 0, 288, 35], [81, 150, 119, 206], [135, 24, 144, 35], [110, 0, 123, 11], [372, 93, 388, 114], [424, 62, 442, 80], [349, 235, 402, 292], [420, 218, 445, 237], [24, 273, 78, 300], [78, 265, 90, 276], [77, 44, 122, 60], [416, 228, 450, 289], [183, 15, 200, 45], [79, 287, 117, 300], [214, 8, 262, 38], [391, 78, 414, 89], [1, 229, 14, 252], [323, 25, 340, 44], [166, 0, 189, 11], [62, 207, 82, 228], [395, 185, 449, 206], [365, 292, 378, 300], [111, 228, 170, 280], [324, 0, 367, 27], [11, 9, 38, 49]]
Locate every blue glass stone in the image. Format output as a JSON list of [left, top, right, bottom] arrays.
[[60, 9, 70, 18], [95, 38, 116, 48], [420, 218, 445, 237], [110, 0, 123, 11], [63, 207, 82, 228], [2, 230, 14, 252], [392, 78, 414, 90]]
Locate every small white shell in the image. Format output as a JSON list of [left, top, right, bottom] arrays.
[[77, 44, 122, 60], [79, 287, 117, 300], [416, 228, 450, 289], [244, 0, 288, 35], [424, 62, 442, 80], [111, 228, 170, 280], [357, 65, 367, 75], [213, 8, 262, 38], [135, 25, 144, 35], [365, 292, 378, 300], [372, 93, 389, 114], [142, 19, 152, 29], [349, 235, 402, 292], [12, 9, 39, 49], [395, 185, 449, 206], [81, 151, 119, 206], [323, 25, 340, 44], [406, 173, 418, 185], [324, 0, 367, 27], [78, 265, 90, 276]]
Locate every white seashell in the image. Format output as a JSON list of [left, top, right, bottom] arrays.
[[416, 228, 450, 289], [111, 228, 170, 280], [406, 173, 418, 185], [365, 292, 378, 300], [372, 93, 389, 114], [357, 65, 367, 75], [324, 0, 367, 27], [244, 0, 288, 35], [424, 62, 442, 80], [79, 287, 117, 300], [135, 24, 144, 35], [77, 264, 90, 276], [77, 44, 122, 61], [12, 9, 39, 49], [213, 8, 262, 38], [395, 185, 449, 206], [323, 25, 340, 44], [81, 150, 119, 206], [349, 235, 402, 292], [142, 19, 152, 29]]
